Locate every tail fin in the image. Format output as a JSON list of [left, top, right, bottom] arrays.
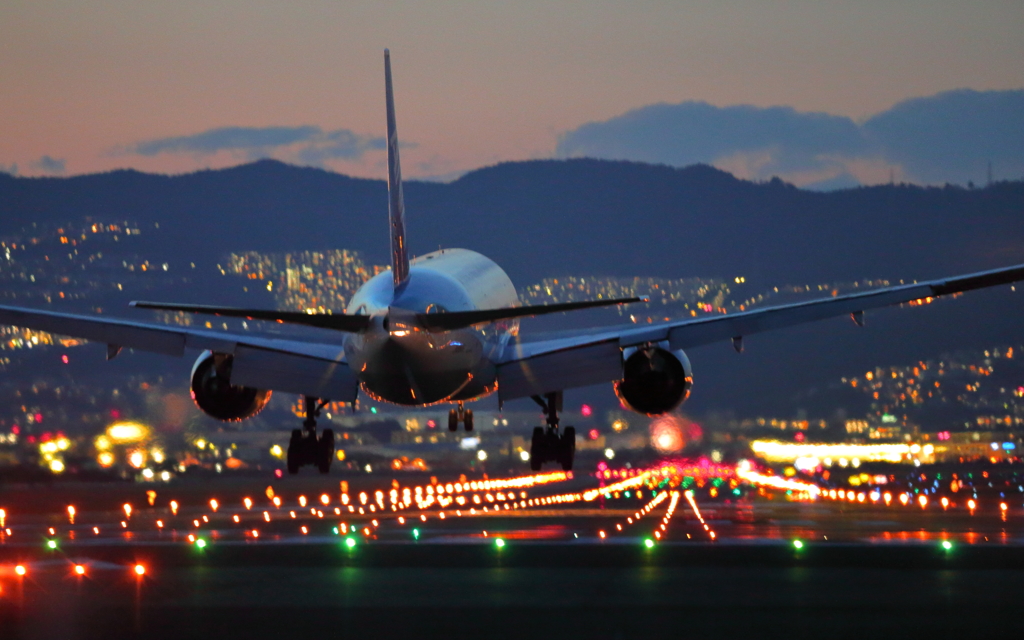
[[385, 49, 410, 288]]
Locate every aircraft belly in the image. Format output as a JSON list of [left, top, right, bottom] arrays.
[[350, 329, 496, 406]]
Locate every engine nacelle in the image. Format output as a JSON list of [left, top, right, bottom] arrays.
[[190, 350, 271, 422], [613, 345, 693, 416]]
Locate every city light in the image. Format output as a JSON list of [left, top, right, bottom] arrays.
[[74, 564, 86, 576], [107, 422, 149, 443], [751, 440, 911, 464], [134, 564, 146, 576]]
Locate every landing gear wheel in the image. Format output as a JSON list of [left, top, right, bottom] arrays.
[[560, 426, 576, 471], [287, 429, 302, 475], [317, 428, 335, 474], [464, 410, 474, 432], [530, 427, 544, 471], [448, 409, 459, 432]]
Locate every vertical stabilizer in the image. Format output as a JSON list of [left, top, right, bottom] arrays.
[[385, 49, 410, 288]]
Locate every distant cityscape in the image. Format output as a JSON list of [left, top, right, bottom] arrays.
[[0, 219, 1021, 479]]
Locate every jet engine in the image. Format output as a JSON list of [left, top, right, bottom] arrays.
[[613, 345, 693, 416], [190, 350, 271, 422]]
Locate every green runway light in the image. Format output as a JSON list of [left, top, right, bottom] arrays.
[[644, 538, 655, 549], [793, 539, 804, 550], [495, 538, 505, 549], [46, 539, 57, 550], [412, 528, 420, 539], [195, 539, 207, 549], [942, 540, 953, 551], [345, 537, 357, 549]]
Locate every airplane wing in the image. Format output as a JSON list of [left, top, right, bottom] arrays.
[[495, 263, 1024, 403], [0, 305, 359, 401]]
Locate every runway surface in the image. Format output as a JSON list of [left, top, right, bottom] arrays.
[[3, 464, 1024, 638]]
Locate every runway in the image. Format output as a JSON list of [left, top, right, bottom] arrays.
[[3, 464, 1024, 638]]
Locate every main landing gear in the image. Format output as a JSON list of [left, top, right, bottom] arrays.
[[529, 391, 575, 472], [448, 402, 474, 432], [287, 396, 334, 475]]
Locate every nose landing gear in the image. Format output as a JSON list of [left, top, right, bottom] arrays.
[[447, 402, 474, 432], [287, 396, 334, 475], [528, 391, 575, 471]]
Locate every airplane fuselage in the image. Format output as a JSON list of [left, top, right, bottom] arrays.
[[343, 248, 519, 405]]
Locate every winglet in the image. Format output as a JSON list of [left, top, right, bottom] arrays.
[[385, 49, 410, 289]]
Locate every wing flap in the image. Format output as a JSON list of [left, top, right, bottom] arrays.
[[232, 345, 359, 401], [497, 339, 622, 402]]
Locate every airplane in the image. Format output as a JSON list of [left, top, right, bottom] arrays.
[[2, 49, 1024, 474]]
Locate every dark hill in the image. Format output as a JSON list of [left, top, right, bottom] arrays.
[[3, 158, 1022, 287]]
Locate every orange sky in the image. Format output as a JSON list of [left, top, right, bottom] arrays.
[[2, 0, 1022, 179]]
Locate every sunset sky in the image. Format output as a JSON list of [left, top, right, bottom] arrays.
[[2, 1, 1022, 185]]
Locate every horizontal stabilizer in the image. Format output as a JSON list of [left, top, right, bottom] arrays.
[[130, 301, 371, 333], [415, 297, 646, 331]]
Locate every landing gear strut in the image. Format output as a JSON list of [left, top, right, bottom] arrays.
[[528, 391, 575, 471], [448, 402, 474, 432], [287, 396, 334, 475]]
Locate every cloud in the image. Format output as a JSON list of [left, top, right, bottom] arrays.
[[864, 89, 1024, 184], [0, 163, 16, 176], [31, 155, 66, 174], [556, 89, 1024, 187], [127, 125, 387, 166], [558, 102, 871, 178]]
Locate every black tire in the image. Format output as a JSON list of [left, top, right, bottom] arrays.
[[530, 427, 545, 470], [287, 429, 302, 475], [560, 426, 576, 471], [317, 429, 335, 474], [464, 409, 474, 432], [448, 409, 459, 432]]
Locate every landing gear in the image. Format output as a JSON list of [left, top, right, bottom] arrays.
[[286, 396, 334, 475], [448, 403, 474, 432], [528, 392, 575, 471]]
